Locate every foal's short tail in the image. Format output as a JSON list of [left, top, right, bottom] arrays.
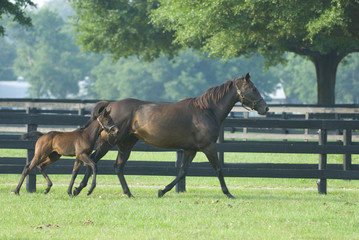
[[21, 131, 44, 140]]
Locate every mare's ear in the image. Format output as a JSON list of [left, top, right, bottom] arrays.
[[245, 72, 251, 82]]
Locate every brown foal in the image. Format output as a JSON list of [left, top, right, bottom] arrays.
[[13, 109, 119, 196]]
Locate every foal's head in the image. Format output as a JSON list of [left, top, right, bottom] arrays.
[[234, 73, 269, 115], [97, 109, 120, 143]]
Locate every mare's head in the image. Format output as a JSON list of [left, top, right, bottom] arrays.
[[234, 73, 269, 115], [97, 109, 120, 144]]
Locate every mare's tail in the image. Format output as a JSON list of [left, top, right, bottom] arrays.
[[21, 131, 44, 140], [81, 100, 111, 129], [91, 101, 110, 120]]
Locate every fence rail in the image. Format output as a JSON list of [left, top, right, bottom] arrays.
[[1, 99, 359, 195]]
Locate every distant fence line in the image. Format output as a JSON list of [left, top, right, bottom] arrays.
[[1, 99, 359, 195]]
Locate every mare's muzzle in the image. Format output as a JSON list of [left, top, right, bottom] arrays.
[[253, 99, 269, 115]]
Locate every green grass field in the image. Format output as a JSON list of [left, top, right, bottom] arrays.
[[1, 149, 359, 239]]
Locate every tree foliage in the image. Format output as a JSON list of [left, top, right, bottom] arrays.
[[0, 0, 36, 36], [0, 37, 17, 80], [70, 0, 359, 104], [2, 0, 359, 104], [151, 0, 359, 104], [13, 8, 101, 98], [69, 0, 181, 61], [90, 49, 278, 102], [336, 53, 359, 103]]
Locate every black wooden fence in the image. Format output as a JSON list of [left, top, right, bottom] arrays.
[[1, 112, 359, 195]]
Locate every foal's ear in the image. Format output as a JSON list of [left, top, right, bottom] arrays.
[[103, 108, 111, 117], [245, 72, 251, 82]]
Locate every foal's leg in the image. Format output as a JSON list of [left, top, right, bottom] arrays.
[[38, 153, 61, 194], [67, 159, 83, 197], [14, 155, 43, 195], [202, 143, 234, 199], [77, 153, 98, 196], [114, 136, 138, 198], [13, 163, 32, 195], [158, 150, 196, 198], [73, 140, 112, 196]]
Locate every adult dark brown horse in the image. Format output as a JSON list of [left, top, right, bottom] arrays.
[[74, 73, 269, 198], [13, 109, 119, 196]]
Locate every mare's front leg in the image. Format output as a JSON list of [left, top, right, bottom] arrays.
[[113, 135, 138, 198], [67, 159, 83, 197], [158, 150, 196, 198], [203, 143, 234, 199], [73, 139, 112, 196]]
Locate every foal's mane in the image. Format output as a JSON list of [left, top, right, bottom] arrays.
[[182, 79, 236, 109]]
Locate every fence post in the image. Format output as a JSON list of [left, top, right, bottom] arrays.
[[343, 129, 352, 171], [243, 112, 249, 141], [26, 108, 37, 193], [175, 150, 185, 193], [317, 128, 327, 194], [78, 107, 85, 116]]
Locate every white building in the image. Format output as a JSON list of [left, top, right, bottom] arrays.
[[267, 83, 286, 104], [0, 77, 30, 98]]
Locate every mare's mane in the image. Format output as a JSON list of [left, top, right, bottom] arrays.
[[182, 79, 236, 109]]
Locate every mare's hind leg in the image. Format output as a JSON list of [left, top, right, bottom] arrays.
[[202, 143, 234, 199], [158, 150, 196, 198], [114, 135, 138, 198], [73, 140, 112, 196], [67, 159, 83, 197]]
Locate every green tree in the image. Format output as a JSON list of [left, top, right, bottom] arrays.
[[70, 0, 359, 104], [336, 53, 359, 103], [70, 0, 180, 61], [272, 55, 317, 104], [0, 37, 17, 80], [90, 49, 278, 101], [271, 53, 359, 104], [151, 0, 359, 104], [13, 7, 100, 98], [0, 0, 36, 36]]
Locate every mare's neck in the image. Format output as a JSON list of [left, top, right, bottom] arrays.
[[212, 85, 239, 123]]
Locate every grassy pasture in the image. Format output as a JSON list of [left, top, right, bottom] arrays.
[[1, 150, 359, 239]]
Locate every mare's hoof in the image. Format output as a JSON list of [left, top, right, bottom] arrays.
[[227, 194, 235, 199], [73, 187, 81, 196], [158, 189, 164, 198]]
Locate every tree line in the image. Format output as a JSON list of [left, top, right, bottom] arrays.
[[1, 0, 358, 103]]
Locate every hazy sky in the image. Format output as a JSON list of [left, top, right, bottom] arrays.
[[32, 0, 49, 7]]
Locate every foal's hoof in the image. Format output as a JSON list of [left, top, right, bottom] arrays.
[[127, 193, 134, 198], [12, 190, 20, 195], [158, 189, 164, 198], [73, 187, 81, 196]]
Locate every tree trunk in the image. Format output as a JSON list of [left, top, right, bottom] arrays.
[[310, 52, 342, 105]]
